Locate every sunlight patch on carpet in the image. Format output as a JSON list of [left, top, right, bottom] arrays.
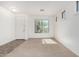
[[42, 39, 57, 44]]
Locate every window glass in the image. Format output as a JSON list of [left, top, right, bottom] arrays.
[[35, 19, 49, 33]]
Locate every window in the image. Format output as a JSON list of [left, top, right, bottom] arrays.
[[35, 19, 49, 33]]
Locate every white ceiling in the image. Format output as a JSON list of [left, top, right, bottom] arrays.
[[0, 1, 74, 16]]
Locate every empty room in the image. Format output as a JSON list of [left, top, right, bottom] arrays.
[[0, 1, 79, 57]]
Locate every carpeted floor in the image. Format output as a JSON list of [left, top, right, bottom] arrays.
[[0, 39, 25, 57], [4, 38, 78, 57]]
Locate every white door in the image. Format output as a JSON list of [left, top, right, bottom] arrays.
[[15, 16, 25, 39]]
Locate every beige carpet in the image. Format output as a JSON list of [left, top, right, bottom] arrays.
[[5, 38, 78, 57]]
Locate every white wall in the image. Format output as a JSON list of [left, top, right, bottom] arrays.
[[55, 2, 79, 56], [28, 15, 55, 38], [15, 14, 28, 40], [0, 7, 15, 45], [15, 15, 55, 39]]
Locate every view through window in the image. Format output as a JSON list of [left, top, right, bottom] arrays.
[[35, 19, 49, 33]]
